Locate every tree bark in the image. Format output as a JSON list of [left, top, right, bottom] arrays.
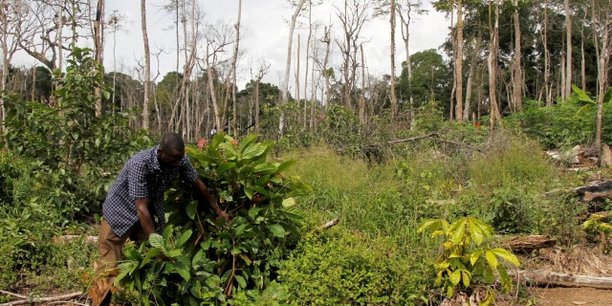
[[390, 0, 398, 120], [280, 0, 307, 136], [231, 0, 242, 136], [93, 0, 105, 117], [141, 0, 151, 130], [454, 0, 464, 122], [542, 0, 552, 106], [487, 0, 502, 131], [564, 0, 572, 99], [511, 0, 522, 112]]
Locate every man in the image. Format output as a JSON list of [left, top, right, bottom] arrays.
[[89, 132, 228, 306]]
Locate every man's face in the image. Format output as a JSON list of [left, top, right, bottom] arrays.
[[158, 148, 184, 169]]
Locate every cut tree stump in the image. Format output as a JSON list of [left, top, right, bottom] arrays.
[[513, 270, 612, 289], [502, 235, 557, 252]]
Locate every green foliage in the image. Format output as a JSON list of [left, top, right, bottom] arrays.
[[279, 231, 428, 305], [117, 134, 309, 304], [506, 87, 612, 149], [418, 217, 521, 301], [4, 47, 151, 219], [582, 214, 612, 254]]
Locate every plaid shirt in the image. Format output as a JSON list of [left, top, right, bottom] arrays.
[[102, 145, 198, 237]]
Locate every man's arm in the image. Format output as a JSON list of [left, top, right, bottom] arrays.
[[193, 178, 229, 222], [135, 198, 156, 236]]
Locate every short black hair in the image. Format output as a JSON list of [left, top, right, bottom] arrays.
[[160, 132, 185, 153]]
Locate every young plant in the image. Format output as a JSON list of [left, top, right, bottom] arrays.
[[116, 134, 309, 305], [418, 216, 521, 303]]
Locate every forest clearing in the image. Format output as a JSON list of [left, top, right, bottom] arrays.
[[1, 0, 611, 305]]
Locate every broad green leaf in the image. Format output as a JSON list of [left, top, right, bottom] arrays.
[[572, 84, 594, 103], [186, 201, 197, 220], [238, 254, 252, 265], [218, 162, 237, 173], [275, 160, 296, 174], [149, 233, 165, 249], [282, 197, 296, 208], [248, 207, 262, 220], [240, 143, 268, 160], [461, 271, 471, 288], [267, 224, 287, 237], [175, 260, 191, 281], [491, 248, 521, 267], [166, 249, 182, 258], [192, 249, 206, 268], [470, 250, 483, 266], [219, 142, 237, 160], [239, 134, 258, 153], [485, 250, 499, 270], [252, 163, 277, 174], [449, 269, 461, 286], [235, 275, 247, 288], [176, 229, 193, 247]]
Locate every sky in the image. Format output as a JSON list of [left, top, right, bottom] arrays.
[[15, 0, 450, 93]]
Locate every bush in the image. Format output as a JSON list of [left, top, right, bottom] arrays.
[[279, 230, 428, 305], [117, 134, 309, 305]]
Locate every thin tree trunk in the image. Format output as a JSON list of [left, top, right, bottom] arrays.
[[0, 0, 7, 146], [141, 0, 151, 130], [464, 27, 482, 120], [543, 0, 552, 106], [591, 0, 610, 166], [231, 0, 241, 136], [303, 3, 312, 129], [359, 44, 366, 125], [454, 0, 464, 121], [280, 0, 307, 136], [389, 0, 398, 119], [564, 0, 572, 99], [322, 26, 331, 106], [93, 0, 105, 117], [488, 0, 501, 131], [296, 34, 301, 126], [511, 0, 522, 112]]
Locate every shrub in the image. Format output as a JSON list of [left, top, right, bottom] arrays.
[[279, 230, 428, 305], [418, 217, 520, 303], [116, 134, 309, 305]]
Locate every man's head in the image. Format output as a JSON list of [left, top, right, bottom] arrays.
[[158, 132, 185, 168]]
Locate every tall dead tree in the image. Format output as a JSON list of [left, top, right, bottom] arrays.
[[510, 0, 522, 113], [389, 0, 398, 119], [487, 0, 502, 131], [93, 0, 105, 117], [591, 0, 611, 166], [140, 0, 151, 130], [454, 0, 465, 121], [542, 0, 552, 106], [231, 0, 242, 136], [563, 0, 572, 99], [335, 0, 368, 109], [280, 0, 307, 136]]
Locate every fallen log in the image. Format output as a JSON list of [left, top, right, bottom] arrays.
[[502, 235, 557, 253], [0, 291, 83, 306], [513, 270, 612, 289], [576, 181, 612, 203]]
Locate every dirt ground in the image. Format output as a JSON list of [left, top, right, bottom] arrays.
[[533, 287, 612, 305]]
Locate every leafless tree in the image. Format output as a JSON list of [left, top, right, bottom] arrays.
[[140, 0, 151, 129], [335, 0, 369, 109]]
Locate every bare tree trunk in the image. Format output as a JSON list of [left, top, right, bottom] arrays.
[[464, 28, 482, 120], [141, 0, 151, 130], [321, 26, 331, 106], [580, 10, 587, 91], [564, 0, 572, 99], [454, 0, 464, 121], [511, 0, 522, 112], [207, 63, 221, 132], [359, 44, 366, 125], [543, 0, 552, 106], [92, 0, 105, 117], [280, 0, 307, 136], [303, 3, 312, 129], [389, 0, 398, 119], [488, 0, 502, 131], [231, 0, 241, 136], [296, 34, 301, 126], [0, 0, 8, 146], [591, 0, 610, 167]]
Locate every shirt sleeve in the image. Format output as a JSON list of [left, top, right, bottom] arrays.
[[128, 160, 149, 200], [180, 156, 199, 184]]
